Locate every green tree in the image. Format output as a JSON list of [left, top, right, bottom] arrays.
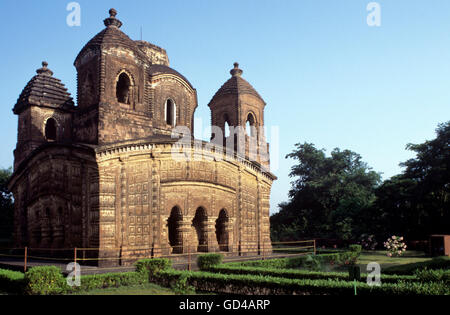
[[373, 121, 450, 239], [0, 167, 14, 241], [271, 143, 381, 241]]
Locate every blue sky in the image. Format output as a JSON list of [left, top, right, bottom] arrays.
[[0, 0, 449, 214]]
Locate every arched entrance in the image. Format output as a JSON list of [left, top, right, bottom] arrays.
[[192, 207, 208, 252], [168, 206, 183, 254], [216, 209, 230, 252], [116, 72, 131, 104]]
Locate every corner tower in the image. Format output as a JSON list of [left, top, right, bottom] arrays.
[[208, 63, 270, 169], [13, 62, 74, 170]]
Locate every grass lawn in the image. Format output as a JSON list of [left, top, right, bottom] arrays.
[[300, 249, 436, 273], [71, 282, 176, 295], [357, 250, 432, 271]]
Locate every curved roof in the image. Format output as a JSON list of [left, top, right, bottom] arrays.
[[148, 64, 194, 89], [75, 9, 146, 65], [14, 62, 74, 115], [209, 63, 265, 106]]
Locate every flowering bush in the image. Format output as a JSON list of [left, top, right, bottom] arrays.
[[359, 234, 378, 250], [384, 236, 407, 257]]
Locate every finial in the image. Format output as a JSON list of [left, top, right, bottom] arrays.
[[230, 62, 243, 77], [36, 61, 53, 76], [104, 8, 123, 28], [109, 8, 117, 18]]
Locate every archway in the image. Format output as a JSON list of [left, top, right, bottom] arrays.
[[192, 207, 208, 252], [116, 72, 131, 104], [246, 113, 256, 137], [45, 118, 57, 141], [215, 209, 229, 252], [165, 99, 176, 126], [168, 207, 183, 254]]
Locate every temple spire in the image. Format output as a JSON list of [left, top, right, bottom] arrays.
[[104, 8, 123, 28], [36, 61, 53, 76], [230, 62, 243, 77]]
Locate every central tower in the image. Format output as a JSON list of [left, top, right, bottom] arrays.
[[72, 9, 197, 145]]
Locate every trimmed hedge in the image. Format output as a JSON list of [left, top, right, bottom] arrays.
[[70, 272, 146, 293], [197, 254, 223, 270], [414, 268, 450, 283], [226, 251, 360, 270], [206, 264, 417, 284], [152, 269, 449, 295], [0, 269, 25, 294], [135, 258, 172, 276], [0, 258, 169, 295], [24, 266, 67, 295]]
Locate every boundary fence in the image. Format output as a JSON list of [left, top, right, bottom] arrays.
[[0, 240, 316, 273]]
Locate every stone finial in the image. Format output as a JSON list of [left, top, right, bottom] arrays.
[[230, 62, 243, 77], [104, 8, 123, 28], [109, 8, 117, 17], [36, 61, 53, 76]]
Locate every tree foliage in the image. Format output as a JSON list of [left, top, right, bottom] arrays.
[[373, 121, 450, 239], [271, 143, 381, 241], [0, 167, 13, 240], [271, 121, 450, 243]]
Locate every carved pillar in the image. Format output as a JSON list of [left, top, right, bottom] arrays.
[[51, 210, 65, 248], [40, 216, 52, 248], [205, 218, 219, 252], [178, 219, 193, 254]]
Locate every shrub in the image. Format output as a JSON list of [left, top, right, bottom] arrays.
[[226, 252, 358, 270], [349, 244, 362, 255], [197, 253, 223, 271], [69, 272, 146, 293], [303, 255, 321, 271], [171, 273, 196, 295], [358, 234, 378, 250], [414, 268, 450, 283], [135, 258, 172, 276], [0, 269, 25, 294], [384, 236, 407, 257], [153, 269, 449, 295], [24, 266, 67, 295], [207, 265, 416, 284]]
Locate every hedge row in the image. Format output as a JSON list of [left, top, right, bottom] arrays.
[[226, 251, 360, 270], [0, 258, 172, 295], [152, 269, 449, 295], [0, 269, 25, 294], [206, 265, 418, 284]]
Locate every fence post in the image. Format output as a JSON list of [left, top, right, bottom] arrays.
[[188, 245, 191, 271], [74, 247, 77, 274], [262, 241, 265, 260], [313, 240, 316, 255], [24, 247, 27, 273]]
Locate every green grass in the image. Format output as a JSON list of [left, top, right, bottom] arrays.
[[70, 282, 176, 295], [357, 250, 432, 271]]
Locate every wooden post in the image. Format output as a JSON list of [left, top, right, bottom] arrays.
[[24, 247, 28, 273], [74, 247, 77, 274], [188, 246, 191, 271], [262, 241, 265, 260], [313, 239, 316, 255]]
